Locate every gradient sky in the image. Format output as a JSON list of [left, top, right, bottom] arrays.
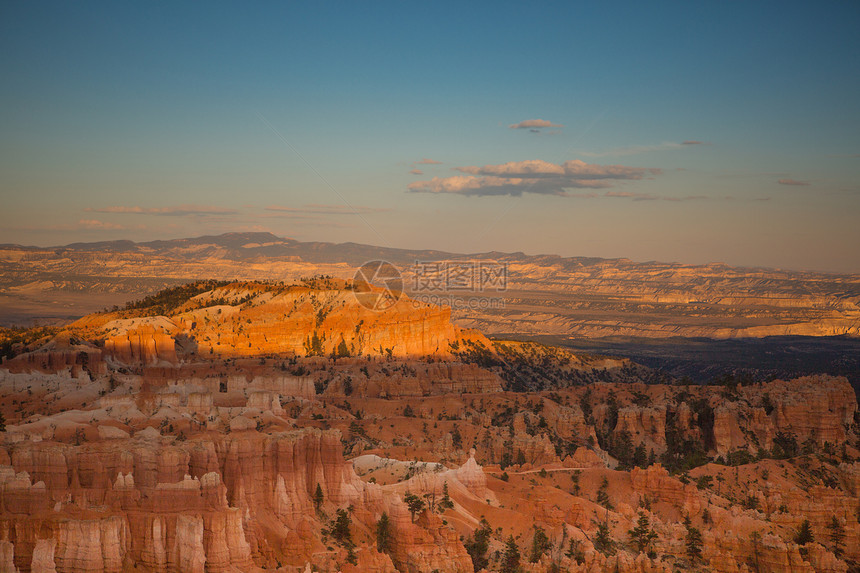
[[2, 2, 859, 272]]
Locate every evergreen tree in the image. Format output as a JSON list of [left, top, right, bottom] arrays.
[[529, 526, 551, 563], [825, 516, 845, 558], [342, 376, 353, 396], [628, 512, 658, 554], [345, 545, 357, 565], [633, 443, 648, 468], [749, 531, 762, 573], [500, 448, 513, 470], [794, 519, 814, 545], [580, 388, 593, 423], [331, 509, 353, 546], [304, 331, 324, 356], [500, 536, 521, 573], [464, 518, 492, 572], [606, 390, 619, 431], [403, 492, 425, 522], [596, 477, 613, 510], [685, 522, 703, 563], [594, 521, 615, 556], [570, 470, 581, 495], [336, 338, 350, 358], [439, 482, 454, 510], [313, 483, 324, 511], [515, 449, 527, 466], [376, 512, 392, 554], [612, 430, 634, 468], [565, 539, 585, 565], [452, 424, 463, 449]]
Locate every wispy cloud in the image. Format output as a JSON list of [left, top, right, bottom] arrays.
[[265, 204, 390, 216], [777, 178, 810, 186], [87, 205, 238, 216], [408, 159, 661, 196], [581, 141, 708, 157], [410, 169, 424, 175], [78, 219, 127, 230], [14, 220, 147, 232], [604, 191, 707, 202], [415, 158, 442, 165], [509, 119, 563, 129]]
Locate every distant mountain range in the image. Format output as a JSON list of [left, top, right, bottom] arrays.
[[2, 231, 607, 267], [2, 232, 859, 341]]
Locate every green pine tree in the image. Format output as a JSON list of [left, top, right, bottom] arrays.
[[596, 477, 613, 510], [439, 481, 454, 510], [313, 483, 324, 511], [529, 526, 551, 563], [685, 522, 703, 563], [500, 536, 521, 573], [331, 509, 353, 546], [376, 512, 392, 554], [403, 492, 425, 522], [594, 520, 615, 556], [464, 518, 492, 572], [336, 338, 350, 358], [825, 516, 844, 558], [628, 512, 658, 554], [794, 519, 814, 545], [633, 443, 648, 468]]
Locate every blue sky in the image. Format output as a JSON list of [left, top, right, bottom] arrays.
[[1, 1, 859, 271]]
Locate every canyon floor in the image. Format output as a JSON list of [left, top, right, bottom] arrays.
[[0, 279, 858, 572]]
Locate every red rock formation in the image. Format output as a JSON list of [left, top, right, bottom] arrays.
[[104, 325, 178, 365], [1, 286, 858, 572]]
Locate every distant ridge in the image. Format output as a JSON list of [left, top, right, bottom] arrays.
[[5, 231, 790, 272]]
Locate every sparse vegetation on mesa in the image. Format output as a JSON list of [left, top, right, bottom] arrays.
[[0, 325, 60, 360], [122, 280, 232, 315]]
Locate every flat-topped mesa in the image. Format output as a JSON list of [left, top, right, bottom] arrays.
[[55, 281, 492, 365]]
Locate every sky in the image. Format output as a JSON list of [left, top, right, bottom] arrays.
[[1, 2, 859, 272]]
